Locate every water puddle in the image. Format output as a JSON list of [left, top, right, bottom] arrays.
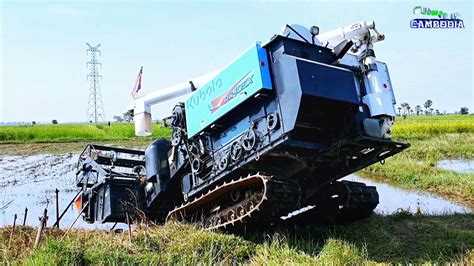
[[0, 154, 125, 230], [343, 175, 471, 215], [283, 174, 471, 220], [437, 159, 474, 174]]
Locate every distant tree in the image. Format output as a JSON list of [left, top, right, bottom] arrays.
[[400, 102, 410, 118], [424, 100, 433, 115], [435, 109, 440, 115], [429, 108, 434, 115], [123, 109, 134, 122], [32, 121, 36, 125], [415, 105, 422, 116], [397, 107, 402, 116], [460, 107, 469, 115], [52, 120, 58, 124], [113, 115, 124, 123]]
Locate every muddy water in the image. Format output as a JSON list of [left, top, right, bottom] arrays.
[[284, 174, 471, 219], [437, 159, 474, 174], [0, 154, 122, 230], [0, 154, 471, 229], [343, 175, 471, 215]]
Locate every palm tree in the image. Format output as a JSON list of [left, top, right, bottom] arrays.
[[400, 102, 410, 118], [424, 100, 433, 115], [415, 105, 422, 116], [397, 107, 402, 116]]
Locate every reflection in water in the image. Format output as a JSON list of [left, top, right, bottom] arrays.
[[343, 175, 471, 215], [437, 159, 474, 174]]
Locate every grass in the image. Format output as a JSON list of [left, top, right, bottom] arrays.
[[361, 155, 474, 208], [1, 213, 473, 264], [391, 115, 474, 140], [0, 123, 171, 143], [0, 115, 471, 144], [360, 129, 474, 208], [1, 115, 471, 144]]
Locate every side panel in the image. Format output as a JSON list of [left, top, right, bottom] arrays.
[[185, 43, 272, 138]]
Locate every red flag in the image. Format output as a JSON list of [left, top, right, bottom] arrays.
[[131, 66, 143, 98]]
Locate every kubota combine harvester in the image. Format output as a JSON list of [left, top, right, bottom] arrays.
[[75, 21, 409, 231]]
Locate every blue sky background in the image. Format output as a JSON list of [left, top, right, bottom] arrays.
[[1, 0, 472, 123]]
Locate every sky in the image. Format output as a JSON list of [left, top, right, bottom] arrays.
[[0, 0, 473, 123]]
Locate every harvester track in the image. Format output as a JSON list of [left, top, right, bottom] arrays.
[[167, 173, 301, 231]]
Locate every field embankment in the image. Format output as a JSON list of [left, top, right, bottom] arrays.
[[1, 214, 473, 264], [360, 115, 474, 207]]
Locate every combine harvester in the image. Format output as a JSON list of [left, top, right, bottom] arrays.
[[75, 21, 409, 230]]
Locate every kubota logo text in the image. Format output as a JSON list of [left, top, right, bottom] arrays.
[[187, 78, 222, 109]]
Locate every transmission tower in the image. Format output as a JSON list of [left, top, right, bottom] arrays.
[[86, 43, 106, 123]]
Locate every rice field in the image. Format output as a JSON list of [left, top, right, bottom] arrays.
[[0, 115, 472, 144], [0, 123, 171, 143], [392, 115, 474, 140]]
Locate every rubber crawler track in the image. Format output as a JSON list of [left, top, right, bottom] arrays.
[[167, 173, 301, 231]]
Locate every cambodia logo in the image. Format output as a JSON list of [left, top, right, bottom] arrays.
[[209, 71, 254, 113], [411, 6, 464, 29]]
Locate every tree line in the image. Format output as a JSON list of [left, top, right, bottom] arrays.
[[397, 100, 469, 118]]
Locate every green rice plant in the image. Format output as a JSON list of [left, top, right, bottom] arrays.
[[392, 115, 474, 140], [0, 123, 172, 143]]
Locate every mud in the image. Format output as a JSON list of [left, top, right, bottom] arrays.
[[0, 153, 121, 229]]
